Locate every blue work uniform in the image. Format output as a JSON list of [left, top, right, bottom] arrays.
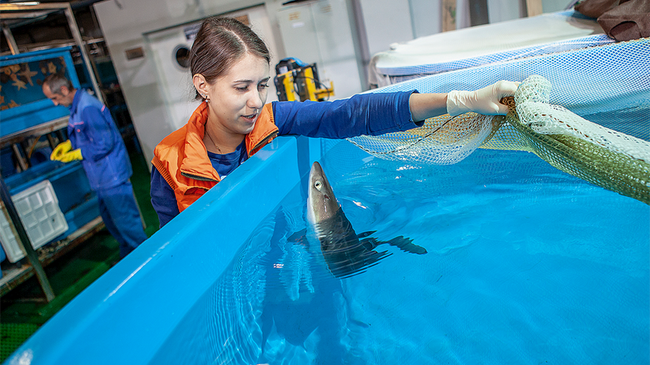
[[151, 91, 420, 227], [68, 89, 148, 257]]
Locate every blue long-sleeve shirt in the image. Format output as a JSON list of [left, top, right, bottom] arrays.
[[69, 89, 132, 190], [151, 91, 420, 227]]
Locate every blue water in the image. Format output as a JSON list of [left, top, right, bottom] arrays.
[[151, 142, 649, 365]]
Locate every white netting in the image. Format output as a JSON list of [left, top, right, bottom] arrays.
[[349, 38, 650, 204], [515, 75, 650, 164], [348, 112, 496, 165]]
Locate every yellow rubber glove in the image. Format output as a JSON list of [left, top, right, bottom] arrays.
[[59, 149, 83, 162], [50, 140, 72, 161]]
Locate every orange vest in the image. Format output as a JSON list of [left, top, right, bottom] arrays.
[[152, 102, 278, 212]]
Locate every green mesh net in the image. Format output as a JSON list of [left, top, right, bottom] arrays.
[[349, 75, 650, 205]]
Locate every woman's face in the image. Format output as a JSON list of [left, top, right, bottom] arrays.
[[204, 53, 271, 137]]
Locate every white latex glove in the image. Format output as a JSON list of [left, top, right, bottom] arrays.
[[446, 80, 520, 116]]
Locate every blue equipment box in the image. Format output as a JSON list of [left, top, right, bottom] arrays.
[[0, 47, 81, 138]]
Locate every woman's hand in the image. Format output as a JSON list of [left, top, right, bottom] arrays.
[[446, 80, 520, 116], [409, 80, 519, 121]]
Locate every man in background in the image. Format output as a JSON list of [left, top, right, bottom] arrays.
[[42, 73, 147, 257]]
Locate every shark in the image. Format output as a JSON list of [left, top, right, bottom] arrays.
[[257, 162, 426, 360], [307, 161, 427, 278]]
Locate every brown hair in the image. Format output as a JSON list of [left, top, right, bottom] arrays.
[[190, 17, 270, 100], [43, 73, 74, 95]]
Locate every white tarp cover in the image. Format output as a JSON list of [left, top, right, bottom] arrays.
[[369, 10, 611, 87]]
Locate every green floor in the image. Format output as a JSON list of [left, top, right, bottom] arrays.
[[0, 147, 159, 362]]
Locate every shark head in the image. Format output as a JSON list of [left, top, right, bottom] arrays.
[[307, 161, 340, 228]]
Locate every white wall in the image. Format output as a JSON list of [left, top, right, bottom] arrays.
[[488, 0, 525, 24], [410, 0, 442, 38], [543, 0, 572, 13], [357, 0, 567, 63], [358, 0, 414, 56], [488, 0, 573, 24]]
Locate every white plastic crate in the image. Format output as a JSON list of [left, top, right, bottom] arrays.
[[0, 180, 68, 263]]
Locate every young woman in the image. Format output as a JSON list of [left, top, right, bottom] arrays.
[[150, 17, 518, 227]]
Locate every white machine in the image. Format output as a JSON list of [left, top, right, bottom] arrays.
[[276, 0, 363, 99]]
